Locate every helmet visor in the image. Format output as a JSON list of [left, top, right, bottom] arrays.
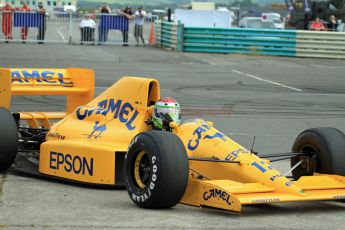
[[155, 105, 181, 124]]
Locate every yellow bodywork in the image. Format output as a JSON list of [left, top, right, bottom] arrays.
[[39, 76, 160, 185], [174, 120, 345, 212], [1, 67, 345, 213]]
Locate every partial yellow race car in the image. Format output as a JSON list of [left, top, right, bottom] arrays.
[[1, 67, 345, 213]]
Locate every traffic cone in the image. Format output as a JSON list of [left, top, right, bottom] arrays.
[[148, 23, 156, 45]]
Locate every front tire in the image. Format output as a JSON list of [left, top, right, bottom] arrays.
[[124, 130, 189, 209], [291, 127, 345, 180], [0, 107, 18, 172]]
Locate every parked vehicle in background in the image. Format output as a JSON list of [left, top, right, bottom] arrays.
[[239, 17, 284, 29], [53, 7, 79, 19], [261, 13, 285, 28]]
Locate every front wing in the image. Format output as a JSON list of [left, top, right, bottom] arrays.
[[181, 174, 345, 213]]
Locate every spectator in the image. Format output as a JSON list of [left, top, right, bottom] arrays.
[[119, 6, 133, 46], [98, 3, 111, 44], [134, 6, 146, 46], [310, 17, 325, 31], [80, 14, 96, 45], [90, 10, 97, 20], [19, 2, 32, 43], [327, 15, 338, 32], [167, 8, 172, 22], [36, 2, 46, 44], [1, 2, 15, 42], [284, 13, 294, 29]]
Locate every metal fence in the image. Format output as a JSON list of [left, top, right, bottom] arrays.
[[0, 10, 66, 43], [0, 11, 152, 45]]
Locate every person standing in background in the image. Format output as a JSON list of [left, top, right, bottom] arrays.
[[98, 3, 111, 44], [327, 15, 338, 32], [80, 14, 96, 44], [19, 2, 32, 43], [37, 2, 46, 44], [310, 17, 325, 31], [167, 8, 172, 22], [284, 13, 294, 29], [119, 6, 133, 46], [1, 2, 15, 42], [134, 6, 146, 46]]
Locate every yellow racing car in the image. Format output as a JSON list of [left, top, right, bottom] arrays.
[[1, 68, 345, 213]]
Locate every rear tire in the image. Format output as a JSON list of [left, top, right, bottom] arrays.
[[0, 107, 18, 172], [124, 130, 189, 209], [291, 127, 345, 180]]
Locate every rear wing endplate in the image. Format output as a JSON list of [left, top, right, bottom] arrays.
[[0, 68, 94, 127]]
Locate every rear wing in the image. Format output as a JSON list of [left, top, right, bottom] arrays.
[[0, 68, 94, 128]]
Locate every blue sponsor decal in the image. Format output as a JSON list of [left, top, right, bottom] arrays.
[[87, 121, 107, 139], [187, 124, 226, 151], [286, 181, 294, 187], [270, 174, 282, 181], [49, 151, 94, 176], [203, 189, 231, 205], [204, 132, 226, 141], [11, 70, 72, 85], [76, 99, 139, 131], [225, 148, 249, 161]]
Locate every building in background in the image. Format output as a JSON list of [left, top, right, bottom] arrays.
[[0, 0, 77, 10], [191, 2, 215, 10]]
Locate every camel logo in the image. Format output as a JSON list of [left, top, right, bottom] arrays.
[[204, 132, 226, 141], [86, 121, 107, 139]]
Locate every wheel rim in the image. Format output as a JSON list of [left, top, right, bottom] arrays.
[[134, 151, 151, 189], [296, 145, 319, 176]]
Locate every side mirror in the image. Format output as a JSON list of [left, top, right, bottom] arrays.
[[169, 121, 179, 130], [206, 121, 214, 127]]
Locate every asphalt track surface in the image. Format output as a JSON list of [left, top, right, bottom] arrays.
[[0, 42, 345, 229]]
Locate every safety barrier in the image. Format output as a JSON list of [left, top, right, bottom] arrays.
[[154, 21, 345, 59], [295, 30, 345, 59], [183, 27, 297, 57], [155, 21, 183, 51]]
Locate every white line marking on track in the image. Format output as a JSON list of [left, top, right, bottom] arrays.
[[232, 69, 244, 75], [57, 26, 67, 42], [232, 69, 303, 92], [194, 57, 217, 66]]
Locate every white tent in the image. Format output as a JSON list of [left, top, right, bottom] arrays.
[[175, 9, 232, 28]]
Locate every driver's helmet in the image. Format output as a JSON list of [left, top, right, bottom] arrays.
[[152, 97, 181, 129]]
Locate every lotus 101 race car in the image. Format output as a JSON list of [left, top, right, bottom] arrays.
[[1, 67, 345, 213]]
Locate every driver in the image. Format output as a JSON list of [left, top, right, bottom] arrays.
[[151, 97, 181, 131]]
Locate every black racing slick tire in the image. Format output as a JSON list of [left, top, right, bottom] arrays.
[[124, 130, 189, 209], [291, 127, 345, 180], [0, 107, 18, 172]]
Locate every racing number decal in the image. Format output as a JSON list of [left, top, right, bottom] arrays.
[[251, 160, 273, 173]]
